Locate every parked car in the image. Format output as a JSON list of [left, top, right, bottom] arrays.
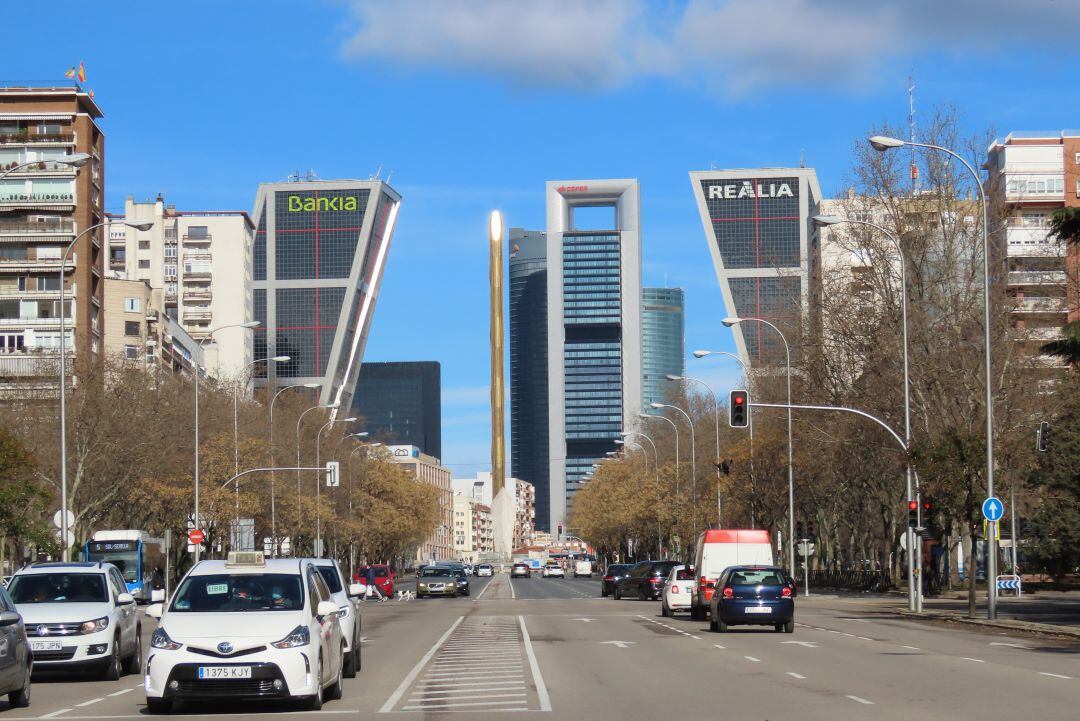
[[307, 558, 366, 678], [0, 583, 31, 707], [661, 565, 695, 617], [8, 561, 141, 679], [709, 565, 795, 633], [613, 561, 680, 601], [511, 563, 532, 579], [601, 564, 632, 597], [143, 553, 346, 713], [573, 559, 593, 578], [690, 529, 774, 620], [542, 563, 565, 579], [365, 565, 395, 597], [416, 567, 462, 598], [476, 564, 494, 577]]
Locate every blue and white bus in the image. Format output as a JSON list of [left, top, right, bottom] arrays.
[[84, 530, 166, 601]]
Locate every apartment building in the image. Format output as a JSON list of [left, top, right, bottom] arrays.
[[102, 274, 204, 376], [986, 131, 1080, 370], [107, 195, 254, 377], [452, 494, 494, 563], [0, 84, 105, 392], [388, 444, 453, 563], [514, 478, 536, 550]]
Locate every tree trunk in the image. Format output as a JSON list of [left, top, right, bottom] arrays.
[[965, 522, 977, 618]]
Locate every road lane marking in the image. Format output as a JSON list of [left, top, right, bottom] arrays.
[[786, 672, 806, 679], [379, 615, 464, 713], [846, 695, 874, 705], [901, 645, 921, 651], [714, 644, 726, 649], [690, 635, 702, 640], [520, 615, 552, 712], [856, 636, 873, 641], [510, 578, 516, 599], [107, 689, 134, 697], [990, 642, 1031, 650], [76, 699, 104, 708], [744, 656, 761, 662], [961, 657, 986, 663], [782, 641, 818, 648], [402, 698, 529, 710], [413, 686, 527, 696], [1039, 672, 1072, 679], [39, 710, 71, 719]]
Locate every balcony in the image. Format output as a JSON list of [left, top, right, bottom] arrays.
[[0, 353, 62, 378], [0, 132, 75, 145], [1005, 228, 1066, 257], [1022, 327, 1065, 342], [1013, 297, 1068, 313], [0, 317, 65, 328], [0, 193, 75, 209], [0, 161, 79, 177], [183, 250, 212, 262], [1007, 270, 1067, 286], [182, 307, 212, 323], [0, 256, 76, 273], [183, 288, 212, 302], [183, 264, 211, 279], [182, 233, 212, 245], [0, 221, 74, 237]]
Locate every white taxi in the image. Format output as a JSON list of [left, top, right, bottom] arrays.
[[661, 564, 695, 617], [143, 553, 345, 713]]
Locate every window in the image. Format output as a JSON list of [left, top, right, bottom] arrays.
[[1075, 153, 1080, 165], [187, 225, 209, 239], [36, 123, 62, 135], [124, 321, 141, 336], [124, 297, 141, 313], [124, 345, 139, 360], [36, 246, 61, 259], [37, 275, 60, 291], [138, 259, 150, 269], [138, 240, 150, 250], [1076, 179, 1080, 197], [164, 245, 177, 258]]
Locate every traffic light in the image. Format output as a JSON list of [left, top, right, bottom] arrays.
[[729, 390, 749, 428], [921, 497, 933, 516], [907, 500, 918, 528], [1036, 421, 1050, 452], [717, 459, 733, 475], [796, 521, 804, 539], [807, 520, 815, 540]]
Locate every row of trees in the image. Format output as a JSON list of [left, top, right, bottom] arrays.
[[571, 109, 1080, 591], [0, 357, 440, 578]]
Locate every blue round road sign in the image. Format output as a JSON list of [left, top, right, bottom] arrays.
[[981, 496, 1004, 522]]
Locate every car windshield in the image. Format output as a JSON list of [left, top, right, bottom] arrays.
[[169, 573, 303, 612], [316, 566, 343, 594], [479, 565, 492, 570], [8, 573, 107, 604], [373, 567, 389, 577], [729, 569, 785, 586], [421, 568, 453, 578]]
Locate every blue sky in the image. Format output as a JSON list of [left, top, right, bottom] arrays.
[[10, 0, 1080, 476]]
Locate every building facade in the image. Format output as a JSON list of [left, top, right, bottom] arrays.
[[514, 478, 536, 550], [352, 360, 441, 459], [986, 131, 1080, 371], [0, 84, 104, 392], [546, 179, 643, 535], [508, 228, 550, 530], [103, 274, 203, 376], [250, 179, 401, 412], [107, 196, 254, 376], [641, 287, 685, 407], [690, 169, 822, 367], [452, 494, 494, 563], [387, 444, 453, 563]]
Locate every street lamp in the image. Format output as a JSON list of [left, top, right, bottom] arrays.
[[295, 401, 339, 549], [640, 412, 680, 493], [652, 403, 697, 540], [621, 433, 663, 554], [192, 320, 260, 562], [232, 356, 289, 540], [868, 133, 997, 618], [56, 218, 153, 559], [268, 382, 320, 556], [813, 213, 919, 611], [722, 316, 795, 574], [0, 152, 90, 181], [667, 374, 723, 527]]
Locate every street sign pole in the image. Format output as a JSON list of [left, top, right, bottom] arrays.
[[982, 496, 1004, 616]]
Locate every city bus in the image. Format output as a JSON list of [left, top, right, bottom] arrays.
[[83, 530, 166, 601]]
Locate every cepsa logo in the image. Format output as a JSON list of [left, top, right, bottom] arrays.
[[287, 195, 359, 212], [557, 185, 588, 193]]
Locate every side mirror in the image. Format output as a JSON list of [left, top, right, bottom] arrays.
[[348, 583, 367, 598], [316, 600, 339, 619], [145, 603, 164, 619], [117, 592, 136, 605], [151, 589, 166, 603], [0, 610, 21, 627], [705, 582, 716, 589]]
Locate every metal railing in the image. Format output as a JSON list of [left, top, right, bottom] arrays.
[[807, 569, 894, 592], [0, 193, 74, 203], [0, 221, 74, 234], [0, 132, 75, 144]]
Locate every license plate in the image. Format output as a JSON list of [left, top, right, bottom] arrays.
[[30, 640, 62, 651], [198, 666, 252, 679], [745, 606, 772, 614]]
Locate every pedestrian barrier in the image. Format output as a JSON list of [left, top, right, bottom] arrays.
[[996, 574, 1022, 597], [808, 569, 894, 592]]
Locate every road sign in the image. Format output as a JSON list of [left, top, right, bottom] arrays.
[[188, 529, 205, 545], [326, 461, 340, 488], [52, 510, 75, 528], [996, 574, 1022, 595], [797, 541, 815, 557], [982, 497, 1004, 522], [52, 528, 75, 548]]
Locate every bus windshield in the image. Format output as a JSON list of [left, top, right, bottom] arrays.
[[86, 541, 139, 582]]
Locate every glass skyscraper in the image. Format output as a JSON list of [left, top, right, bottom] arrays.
[[352, 361, 441, 459], [641, 287, 685, 408], [250, 179, 401, 410], [508, 229, 550, 531]]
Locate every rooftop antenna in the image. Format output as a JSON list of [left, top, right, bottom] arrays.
[[909, 72, 918, 192], [305, 169, 320, 181], [385, 170, 393, 184], [710, 160, 718, 170], [371, 164, 383, 181], [799, 149, 806, 168]]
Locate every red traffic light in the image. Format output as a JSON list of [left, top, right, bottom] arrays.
[[734, 395, 744, 405], [907, 500, 918, 511]]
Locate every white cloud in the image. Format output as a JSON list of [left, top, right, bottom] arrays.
[[339, 0, 1080, 95]]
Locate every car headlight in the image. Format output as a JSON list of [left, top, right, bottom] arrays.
[[271, 625, 310, 649], [338, 605, 350, 618], [80, 616, 109, 634], [150, 627, 182, 650], [418, 583, 428, 589]]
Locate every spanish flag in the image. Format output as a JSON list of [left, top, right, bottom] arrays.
[[77, 61, 86, 84], [64, 67, 76, 79], [88, 90, 95, 100]]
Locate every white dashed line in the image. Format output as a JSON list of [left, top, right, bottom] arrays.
[[690, 635, 702, 640], [714, 644, 726, 649], [1039, 672, 1072, 680], [379, 616, 464, 713], [108, 689, 134, 697], [901, 645, 921, 651], [786, 672, 806, 679], [75, 699, 104, 708], [39, 710, 71, 719], [744, 656, 761, 663], [856, 636, 873, 641], [961, 657, 986, 663], [846, 695, 874, 705]]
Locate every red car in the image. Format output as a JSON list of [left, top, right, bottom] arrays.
[[355, 564, 395, 596]]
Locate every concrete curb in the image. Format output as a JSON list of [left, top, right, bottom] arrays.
[[896, 609, 1080, 639]]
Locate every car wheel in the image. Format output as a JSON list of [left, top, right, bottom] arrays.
[[326, 646, 344, 701], [689, 603, 702, 621], [784, 619, 795, 634], [103, 636, 122, 680], [123, 626, 142, 675], [343, 639, 357, 679], [718, 618, 728, 632], [638, 586, 646, 602], [601, 587, 608, 597], [146, 698, 172, 714], [8, 661, 31, 708], [613, 587, 621, 600], [710, 617, 719, 632], [661, 603, 670, 617], [306, 657, 324, 710]]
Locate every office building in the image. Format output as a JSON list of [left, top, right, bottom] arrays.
[[250, 179, 401, 411], [352, 360, 441, 459], [388, 444, 453, 562], [0, 83, 104, 392], [641, 287, 685, 407], [986, 131, 1080, 371], [546, 179, 643, 535], [509, 228, 550, 529], [106, 196, 254, 376], [690, 169, 822, 367]]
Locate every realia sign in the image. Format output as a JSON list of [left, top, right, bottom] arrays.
[[287, 194, 359, 212], [708, 181, 794, 200]]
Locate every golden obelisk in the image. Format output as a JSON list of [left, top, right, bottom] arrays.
[[488, 211, 513, 558]]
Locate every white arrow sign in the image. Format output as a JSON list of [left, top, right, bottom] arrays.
[[601, 641, 635, 648], [572, 618, 595, 623], [781, 641, 819, 648]]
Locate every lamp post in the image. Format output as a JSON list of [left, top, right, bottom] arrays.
[[56, 214, 152, 559], [667, 374, 723, 527], [722, 316, 795, 574], [232, 355, 289, 540], [295, 402, 339, 551], [692, 349, 758, 527], [652, 403, 697, 540], [268, 382, 320, 556], [619, 436, 662, 554], [813, 213, 918, 611], [314, 416, 356, 556], [640, 412, 680, 492], [868, 134, 997, 618], [0, 153, 89, 181], [192, 320, 260, 562]]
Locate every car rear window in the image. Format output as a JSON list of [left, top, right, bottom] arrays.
[[675, 569, 694, 581], [729, 570, 785, 586], [607, 565, 630, 574], [652, 562, 679, 577]]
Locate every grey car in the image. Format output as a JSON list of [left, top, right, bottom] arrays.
[[0, 584, 31, 707]]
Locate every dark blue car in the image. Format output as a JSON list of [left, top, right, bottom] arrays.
[[709, 566, 794, 633]]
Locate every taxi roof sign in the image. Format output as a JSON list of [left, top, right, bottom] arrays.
[[226, 551, 265, 567]]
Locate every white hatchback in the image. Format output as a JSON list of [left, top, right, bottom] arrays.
[[542, 565, 565, 578], [661, 564, 695, 617], [144, 553, 345, 714]]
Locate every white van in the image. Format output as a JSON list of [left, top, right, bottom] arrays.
[[573, 559, 593, 578], [689, 529, 774, 620]]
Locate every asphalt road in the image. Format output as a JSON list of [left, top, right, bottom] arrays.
[[6, 573, 1079, 720]]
